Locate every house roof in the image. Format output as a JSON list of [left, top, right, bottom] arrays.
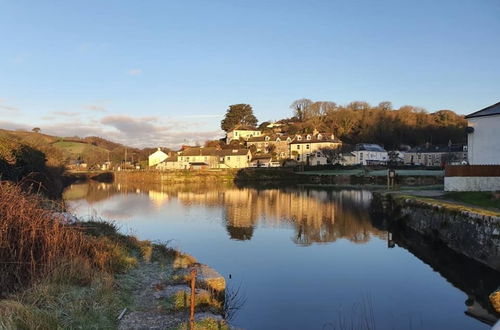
[[181, 147, 219, 156], [355, 144, 386, 152], [231, 125, 260, 131], [219, 149, 249, 156], [465, 101, 500, 119], [247, 134, 293, 142], [289, 133, 342, 144]]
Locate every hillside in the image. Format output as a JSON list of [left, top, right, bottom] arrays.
[[0, 129, 154, 169]]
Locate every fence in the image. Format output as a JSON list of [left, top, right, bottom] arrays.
[[445, 165, 500, 177]]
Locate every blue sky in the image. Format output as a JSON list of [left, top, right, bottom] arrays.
[[1, 0, 499, 147]]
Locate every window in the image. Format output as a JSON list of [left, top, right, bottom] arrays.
[[265, 136, 270, 141], [306, 144, 310, 149], [360, 153, 363, 160], [297, 136, 302, 141], [306, 135, 311, 140], [235, 132, 238, 136], [227, 156, 231, 160], [296, 145, 300, 149], [317, 134, 322, 140]]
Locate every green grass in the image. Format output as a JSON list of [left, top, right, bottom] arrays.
[[393, 194, 500, 217], [301, 169, 444, 177], [443, 191, 500, 210]]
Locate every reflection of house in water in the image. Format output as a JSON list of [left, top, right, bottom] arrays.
[[175, 187, 383, 244], [148, 190, 170, 208]]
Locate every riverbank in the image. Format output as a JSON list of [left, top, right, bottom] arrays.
[[0, 183, 229, 329], [372, 191, 500, 309]]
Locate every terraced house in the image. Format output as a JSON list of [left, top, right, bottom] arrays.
[[246, 134, 293, 159], [225, 125, 262, 144], [289, 132, 342, 164]]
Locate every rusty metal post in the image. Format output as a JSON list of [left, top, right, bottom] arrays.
[[190, 268, 197, 330]]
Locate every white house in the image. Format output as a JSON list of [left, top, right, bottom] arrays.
[[445, 101, 500, 191], [466, 101, 500, 165], [148, 148, 168, 167], [226, 126, 262, 144], [352, 144, 388, 165]]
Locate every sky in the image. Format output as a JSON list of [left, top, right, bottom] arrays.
[[1, 0, 499, 148]]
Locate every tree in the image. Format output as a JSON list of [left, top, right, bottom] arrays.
[[32, 127, 41, 133], [290, 98, 313, 121], [221, 104, 258, 132]]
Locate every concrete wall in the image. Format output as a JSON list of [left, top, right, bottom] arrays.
[[445, 176, 500, 191], [468, 115, 500, 165]]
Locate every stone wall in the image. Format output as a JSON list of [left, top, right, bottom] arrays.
[[373, 193, 500, 271]]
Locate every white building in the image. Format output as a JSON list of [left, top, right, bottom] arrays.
[[148, 148, 168, 167], [445, 101, 500, 191], [226, 126, 262, 144], [466, 101, 500, 165], [352, 144, 388, 165]]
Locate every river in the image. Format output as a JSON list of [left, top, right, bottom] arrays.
[[63, 181, 497, 329]]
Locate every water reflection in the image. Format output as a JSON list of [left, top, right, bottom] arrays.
[[64, 181, 384, 245], [63, 181, 497, 329]]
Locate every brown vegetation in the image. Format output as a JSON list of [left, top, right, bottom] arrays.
[[0, 183, 151, 296]]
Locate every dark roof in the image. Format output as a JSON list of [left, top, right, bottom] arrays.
[[465, 101, 500, 119], [219, 149, 249, 156], [232, 125, 259, 131], [355, 144, 386, 152], [181, 147, 219, 156]]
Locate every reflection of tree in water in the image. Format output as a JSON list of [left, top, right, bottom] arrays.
[[226, 225, 254, 241]]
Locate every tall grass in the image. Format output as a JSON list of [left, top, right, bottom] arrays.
[[0, 182, 137, 296]]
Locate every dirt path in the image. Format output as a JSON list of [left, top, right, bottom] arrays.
[[118, 261, 186, 330]]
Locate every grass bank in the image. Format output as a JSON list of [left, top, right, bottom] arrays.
[[442, 191, 500, 210], [0, 182, 227, 329]]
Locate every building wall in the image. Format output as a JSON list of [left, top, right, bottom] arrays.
[[221, 154, 250, 168], [352, 150, 388, 165], [468, 115, 500, 165], [226, 130, 262, 143], [290, 142, 341, 163], [178, 155, 219, 169]]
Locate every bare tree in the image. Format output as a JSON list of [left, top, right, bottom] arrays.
[[290, 98, 313, 121]]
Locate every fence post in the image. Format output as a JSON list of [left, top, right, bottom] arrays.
[[190, 268, 197, 330]]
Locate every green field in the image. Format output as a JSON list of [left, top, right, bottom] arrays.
[[301, 169, 445, 177]]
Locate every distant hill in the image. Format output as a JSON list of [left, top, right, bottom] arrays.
[[0, 129, 160, 169]]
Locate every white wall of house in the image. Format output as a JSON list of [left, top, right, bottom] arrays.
[[352, 150, 388, 165], [468, 115, 500, 165], [226, 129, 262, 144]]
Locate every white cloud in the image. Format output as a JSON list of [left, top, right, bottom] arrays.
[[128, 69, 142, 76], [0, 99, 20, 112], [86, 105, 107, 112], [0, 114, 224, 149]]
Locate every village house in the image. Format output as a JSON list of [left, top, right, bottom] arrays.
[[338, 152, 357, 166], [226, 126, 262, 144], [148, 148, 168, 167], [250, 154, 273, 167], [445, 101, 500, 191], [156, 152, 181, 170], [352, 144, 388, 165], [289, 131, 342, 165], [177, 147, 220, 169], [246, 134, 293, 159], [404, 144, 467, 167], [466, 101, 500, 165], [218, 149, 251, 168]]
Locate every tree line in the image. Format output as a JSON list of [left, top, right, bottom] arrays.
[[221, 99, 467, 149]]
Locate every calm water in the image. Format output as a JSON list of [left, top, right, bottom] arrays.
[[64, 181, 498, 330]]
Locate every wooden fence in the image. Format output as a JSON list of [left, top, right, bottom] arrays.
[[445, 165, 500, 177]]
